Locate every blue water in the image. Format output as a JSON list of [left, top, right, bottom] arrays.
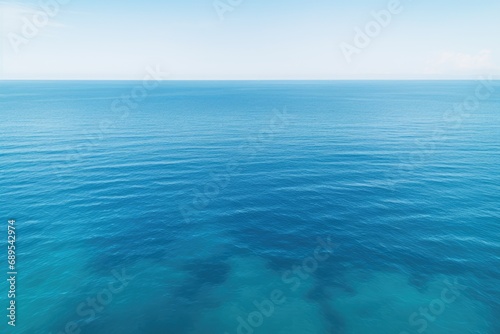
[[1, 81, 499, 334]]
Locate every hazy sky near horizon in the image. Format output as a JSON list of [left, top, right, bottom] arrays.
[[0, 0, 499, 80]]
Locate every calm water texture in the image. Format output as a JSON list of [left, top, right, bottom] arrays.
[[0, 81, 499, 333]]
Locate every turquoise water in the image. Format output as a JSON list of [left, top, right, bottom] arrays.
[[0, 81, 499, 333]]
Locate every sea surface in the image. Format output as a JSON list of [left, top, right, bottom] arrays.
[[0, 81, 499, 334]]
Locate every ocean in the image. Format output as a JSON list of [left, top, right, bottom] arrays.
[[0, 81, 499, 333]]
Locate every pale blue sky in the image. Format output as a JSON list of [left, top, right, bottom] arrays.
[[0, 0, 499, 79]]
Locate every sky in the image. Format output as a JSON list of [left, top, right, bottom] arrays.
[[0, 0, 499, 80]]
